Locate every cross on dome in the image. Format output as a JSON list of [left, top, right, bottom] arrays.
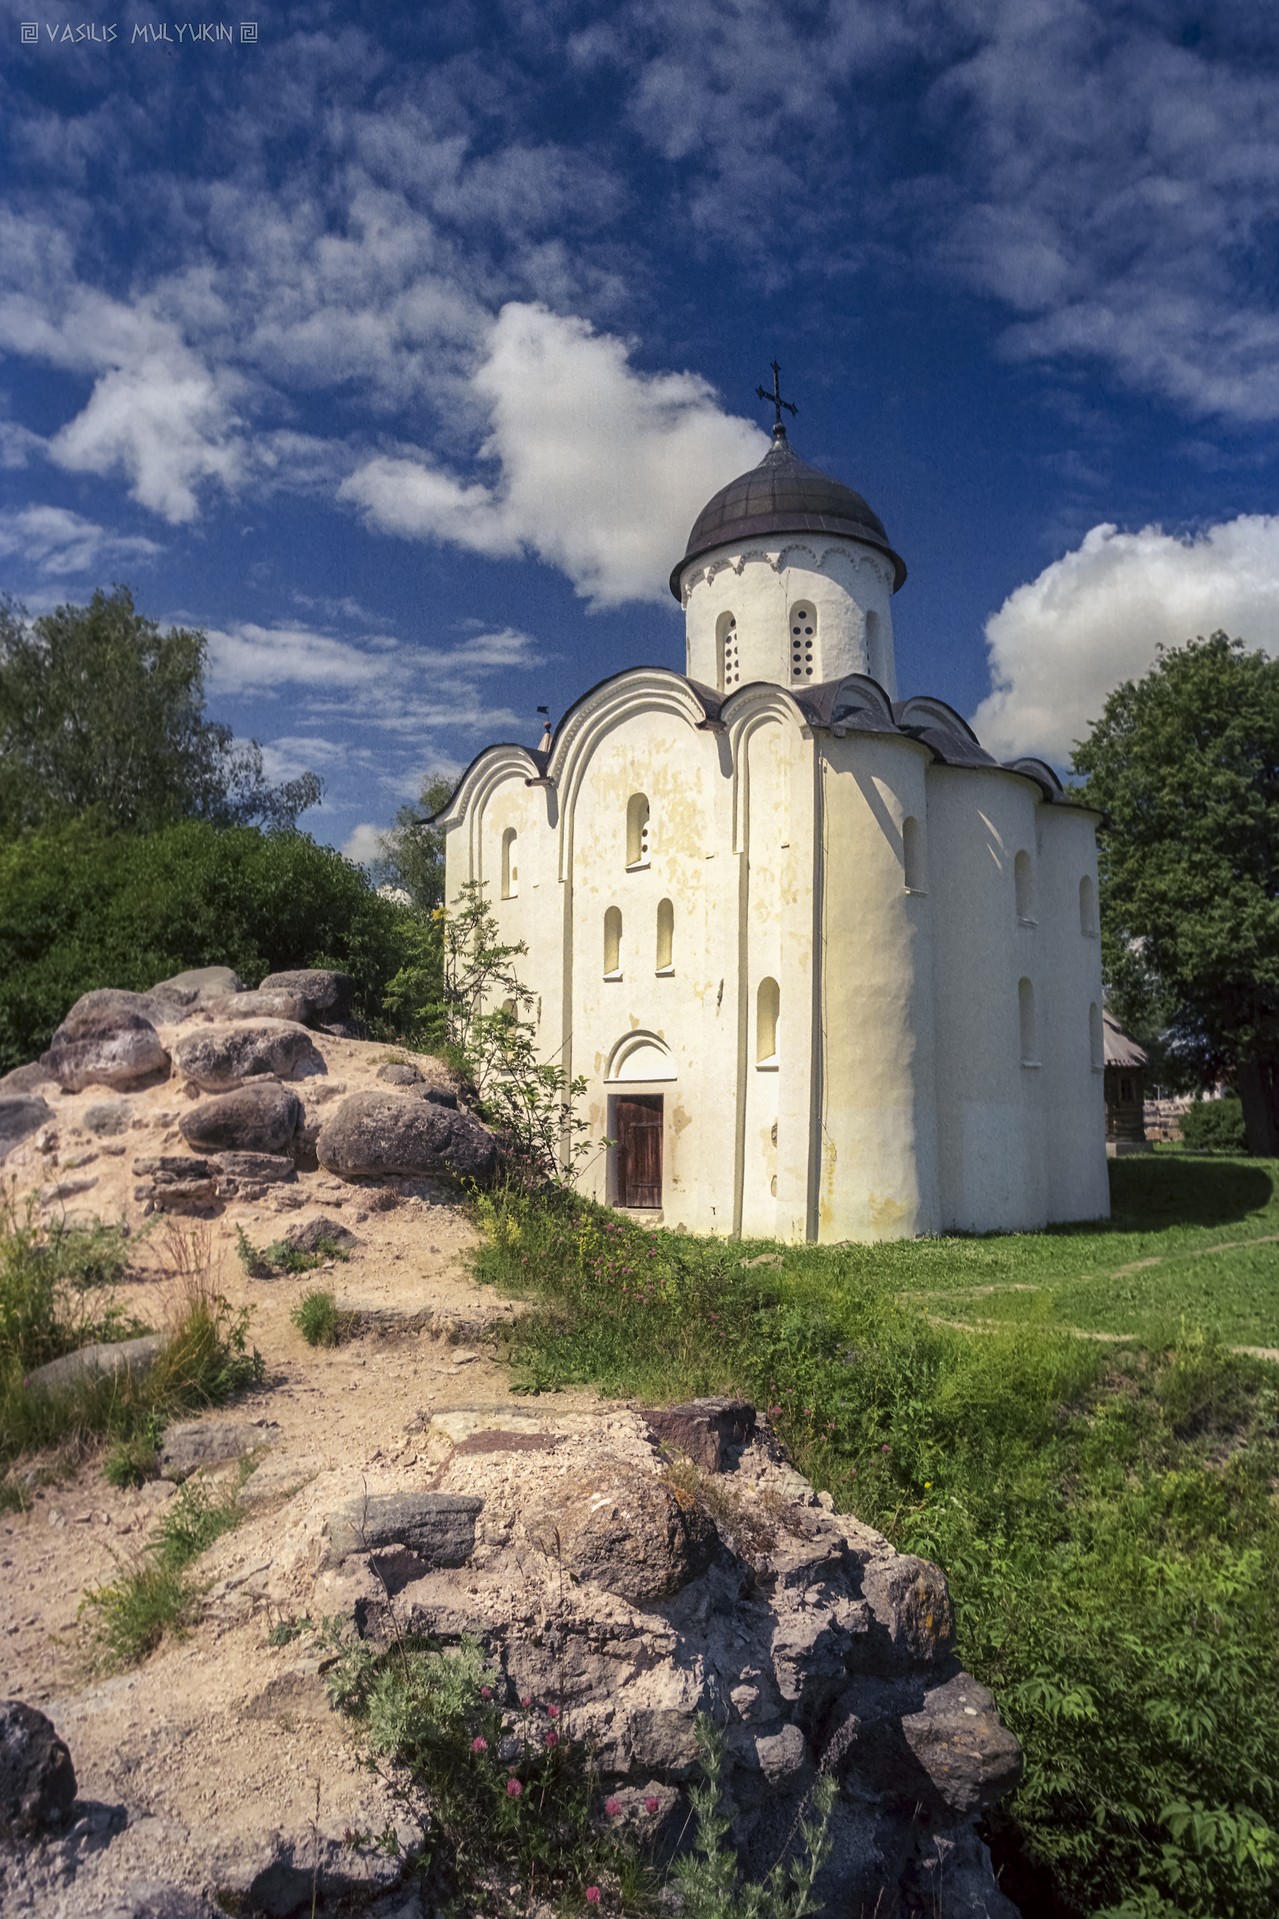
[[755, 359, 798, 438]]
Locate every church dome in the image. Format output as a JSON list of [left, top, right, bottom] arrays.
[[670, 430, 907, 599]]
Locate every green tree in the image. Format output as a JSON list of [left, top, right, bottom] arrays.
[[0, 587, 320, 834], [370, 772, 454, 913], [1073, 633, 1279, 1154]]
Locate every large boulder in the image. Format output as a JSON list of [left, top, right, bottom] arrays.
[[40, 993, 170, 1093], [148, 966, 246, 1015], [0, 1699, 76, 1838], [315, 1091, 497, 1184], [0, 1064, 50, 1095], [196, 990, 311, 1025], [525, 1465, 718, 1604], [24, 1334, 167, 1397], [178, 1081, 303, 1156], [172, 1021, 325, 1093], [258, 969, 355, 1026], [0, 1096, 53, 1163]]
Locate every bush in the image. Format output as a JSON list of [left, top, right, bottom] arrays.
[[291, 1289, 359, 1347], [1180, 1096, 1247, 1154], [0, 815, 428, 1072]]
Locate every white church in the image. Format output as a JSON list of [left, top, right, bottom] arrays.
[[437, 400, 1111, 1242]]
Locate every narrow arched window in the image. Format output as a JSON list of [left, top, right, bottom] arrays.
[[604, 906, 622, 977], [789, 601, 816, 681], [1018, 977, 1038, 1065], [656, 897, 674, 972], [501, 826, 518, 900], [1014, 850, 1035, 923], [1089, 1001, 1103, 1070], [757, 977, 780, 1066], [1080, 875, 1097, 936], [626, 793, 650, 867], [903, 815, 925, 892], [718, 611, 740, 692]]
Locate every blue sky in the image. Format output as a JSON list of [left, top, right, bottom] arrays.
[[2, 0, 1278, 860]]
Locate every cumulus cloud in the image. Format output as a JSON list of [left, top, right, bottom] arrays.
[[972, 516, 1279, 765], [0, 505, 161, 576], [342, 822, 387, 864], [342, 304, 766, 606]]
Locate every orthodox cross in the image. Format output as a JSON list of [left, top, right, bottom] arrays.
[[756, 360, 798, 434]]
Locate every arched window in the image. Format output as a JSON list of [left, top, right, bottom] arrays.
[[903, 815, 925, 892], [1014, 850, 1035, 923], [1089, 1001, 1104, 1070], [604, 906, 622, 978], [500, 826, 518, 900], [865, 609, 881, 680], [1079, 875, 1098, 936], [757, 977, 780, 1066], [789, 601, 816, 680], [500, 997, 517, 1021], [626, 793, 650, 867], [1018, 977, 1038, 1065], [718, 611, 740, 692], [656, 897, 674, 972]]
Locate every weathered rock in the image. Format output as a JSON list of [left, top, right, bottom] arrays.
[[159, 1419, 282, 1482], [315, 1090, 497, 1184], [0, 1096, 54, 1162], [0, 1699, 77, 1837], [525, 1465, 717, 1604], [178, 1082, 303, 1156], [148, 965, 245, 1012], [900, 1672, 1023, 1815], [133, 1154, 220, 1215], [258, 968, 355, 1025], [196, 990, 311, 1025], [282, 1215, 358, 1254], [23, 1334, 167, 1397], [321, 1492, 483, 1570], [638, 1397, 756, 1473], [0, 1064, 49, 1095], [40, 994, 170, 1093], [376, 1061, 422, 1086], [172, 1020, 325, 1092], [861, 1552, 955, 1669], [216, 1152, 296, 1191], [410, 1083, 458, 1110], [82, 1100, 132, 1136]]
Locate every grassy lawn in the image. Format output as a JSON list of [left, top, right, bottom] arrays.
[[472, 1157, 1279, 1919]]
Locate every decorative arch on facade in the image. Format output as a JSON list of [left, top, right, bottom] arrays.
[[896, 695, 981, 747], [604, 1030, 677, 1082], [722, 690, 806, 856]]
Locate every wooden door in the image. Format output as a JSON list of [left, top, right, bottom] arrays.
[[615, 1095, 663, 1208]]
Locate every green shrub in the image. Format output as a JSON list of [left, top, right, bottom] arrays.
[[102, 1429, 161, 1489], [236, 1226, 349, 1280], [82, 1475, 245, 1667], [291, 1289, 359, 1347], [1180, 1096, 1247, 1154]]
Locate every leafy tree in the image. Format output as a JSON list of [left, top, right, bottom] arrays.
[[0, 587, 320, 834], [1073, 634, 1279, 1154], [0, 817, 414, 1071], [370, 772, 454, 913]]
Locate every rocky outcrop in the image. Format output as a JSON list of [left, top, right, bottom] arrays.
[[133, 1155, 220, 1215], [315, 1090, 497, 1184], [258, 970, 355, 1027], [23, 1335, 167, 1398], [0, 1096, 54, 1163], [178, 1082, 303, 1157], [0, 1700, 77, 1839], [172, 1021, 325, 1093], [148, 966, 246, 1014], [40, 994, 170, 1093], [159, 1419, 282, 1484], [303, 1403, 1022, 1917], [0, 1064, 51, 1095]]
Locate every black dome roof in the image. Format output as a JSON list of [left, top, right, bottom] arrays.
[[670, 430, 906, 599]]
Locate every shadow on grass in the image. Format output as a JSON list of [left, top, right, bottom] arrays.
[[1041, 1155, 1277, 1237]]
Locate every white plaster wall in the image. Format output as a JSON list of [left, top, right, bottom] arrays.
[[816, 734, 941, 1240], [681, 541, 897, 696], [1037, 805, 1111, 1223], [927, 767, 1049, 1232]]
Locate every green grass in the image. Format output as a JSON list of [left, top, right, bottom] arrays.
[[81, 1474, 245, 1667], [235, 1225, 350, 1280], [470, 1161, 1279, 1919], [291, 1287, 360, 1347]]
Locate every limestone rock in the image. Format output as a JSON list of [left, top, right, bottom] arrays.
[[321, 1492, 483, 1570], [148, 965, 245, 1013], [282, 1215, 358, 1254], [258, 968, 355, 1025], [216, 1152, 297, 1196], [40, 993, 170, 1093], [315, 1090, 497, 1184], [178, 1082, 303, 1156], [134, 1154, 220, 1215], [172, 1020, 325, 1092], [525, 1465, 717, 1604], [0, 1096, 54, 1162], [195, 989, 312, 1025], [24, 1334, 167, 1397], [82, 1100, 132, 1136], [638, 1397, 756, 1473], [159, 1419, 282, 1483], [0, 1699, 77, 1837]]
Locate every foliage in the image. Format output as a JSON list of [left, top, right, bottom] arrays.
[[0, 814, 416, 1071], [0, 587, 320, 835], [672, 1717, 835, 1919], [1073, 634, 1279, 1152], [235, 1226, 349, 1280], [81, 1474, 245, 1667], [1179, 1096, 1247, 1155], [470, 1162, 1279, 1919], [368, 773, 453, 916], [102, 1426, 162, 1488], [291, 1289, 360, 1348]]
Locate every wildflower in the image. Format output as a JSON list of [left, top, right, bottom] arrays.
[[644, 1795, 660, 1815], [520, 1695, 532, 1708], [768, 1405, 783, 1419], [881, 1442, 891, 1453], [585, 1891, 601, 1907], [924, 1481, 932, 1491], [507, 1777, 523, 1798], [546, 1702, 561, 1718], [480, 1686, 493, 1699], [604, 1796, 622, 1817], [544, 1730, 559, 1748], [471, 1736, 489, 1753]]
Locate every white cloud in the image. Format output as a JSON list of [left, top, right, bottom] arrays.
[[342, 303, 766, 606], [972, 515, 1279, 765], [341, 822, 386, 865], [0, 505, 161, 576]]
